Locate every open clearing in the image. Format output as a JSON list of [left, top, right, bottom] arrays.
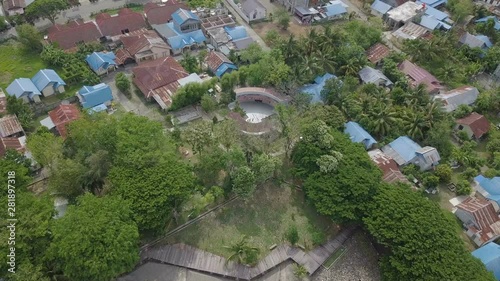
[[0, 41, 48, 89], [166, 182, 338, 259]]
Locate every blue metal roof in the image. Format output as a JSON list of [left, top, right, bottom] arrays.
[[31, 69, 66, 91], [215, 62, 238, 78], [344, 121, 377, 150], [472, 242, 500, 280], [388, 136, 422, 163], [371, 0, 392, 14], [300, 73, 337, 103], [224, 26, 248, 41], [89, 103, 108, 114], [78, 83, 113, 109], [477, 35, 494, 48], [476, 16, 500, 30], [162, 23, 206, 50], [420, 3, 448, 20], [172, 8, 199, 26], [85, 52, 116, 72], [6, 78, 41, 99], [420, 15, 441, 30], [475, 175, 500, 205], [325, 3, 347, 17]]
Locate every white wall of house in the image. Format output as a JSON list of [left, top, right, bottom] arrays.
[[455, 124, 475, 139], [247, 6, 266, 21]]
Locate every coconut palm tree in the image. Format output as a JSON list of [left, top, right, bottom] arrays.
[[224, 236, 260, 265]]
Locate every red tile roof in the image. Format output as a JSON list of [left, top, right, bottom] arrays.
[[132, 57, 188, 105], [48, 20, 102, 50], [456, 112, 490, 139], [120, 30, 168, 57], [206, 51, 232, 72], [0, 115, 23, 138], [0, 137, 24, 157], [48, 104, 81, 138], [398, 60, 443, 94], [366, 43, 390, 64], [457, 197, 500, 243], [144, 1, 189, 25], [95, 8, 147, 37]]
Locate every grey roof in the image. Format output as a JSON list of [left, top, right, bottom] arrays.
[[434, 86, 479, 112], [232, 36, 255, 50], [152, 23, 178, 39], [459, 32, 489, 48], [358, 66, 393, 86], [241, 0, 266, 15], [207, 27, 230, 45]]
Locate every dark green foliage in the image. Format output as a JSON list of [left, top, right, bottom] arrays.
[[484, 169, 500, 178], [231, 166, 256, 198], [115, 72, 131, 98], [285, 224, 299, 245], [0, 16, 7, 32], [422, 174, 439, 188], [25, 0, 69, 24], [6, 95, 34, 131], [275, 8, 290, 30], [48, 194, 139, 281], [16, 24, 43, 52], [461, 167, 479, 181], [180, 52, 200, 73], [224, 236, 260, 265], [435, 164, 452, 183], [170, 80, 216, 110], [453, 104, 473, 119], [364, 184, 495, 281], [456, 179, 472, 195]]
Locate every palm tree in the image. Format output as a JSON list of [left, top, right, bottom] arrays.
[[361, 103, 398, 138], [224, 236, 260, 265], [402, 111, 428, 140]]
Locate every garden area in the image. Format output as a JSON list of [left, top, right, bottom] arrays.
[[166, 182, 338, 261], [0, 40, 48, 89]]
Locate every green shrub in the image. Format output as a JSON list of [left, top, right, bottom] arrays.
[[435, 164, 452, 183], [286, 224, 299, 245], [456, 179, 472, 195]]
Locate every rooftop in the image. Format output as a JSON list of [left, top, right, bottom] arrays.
[[455, 112, 490, 139], [201, 14, 236, 30], [0, 115, 23, 138], [172, 8, 199, 26], [392, 21, 429, 40], [366, 43, 390, 64], [358, 66, 393, 86], [32, 69, 66, 91], [472, 242, 500, 280], [344, 121, 377, 150], [47, 104, 81, 138], [371, 0, 392, 14], [434, 86, 479, 112], [143, 1, 189, 25], [459, 32, 493, 49], [6, 78, 41, 99], [153, 22, 207, 50], [300, 73, 337, 103], [475, 175, 500, 207], [398, 60, 442, 94], [85, 51, 117, 72], [95, 8, 147, 37], [48, 19, 102, 50], [78, 83, 113, 109], [387, 1, 422, 22]]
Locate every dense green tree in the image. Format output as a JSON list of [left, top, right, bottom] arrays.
[[302, 104, 346, 130], [180, 52, 199, 73], [48, 194, 139, 281], [48, 158, 86, 199], [231, 166, 256, 198], [195, 147, 227, 186], [240, 43, 265, 64], [182, 120, 214, 155], [275, 104, 298, 157], [26, 131, 63, 170], [274, 8, 290, 30], [447, 0, 474, 23], [6, 95, 34, 131], [7, 262, 50, 281], [364, 184, 496, 281], [171, 80, 216, 110], [0, 16, 8, 32], [115, 72, 131, 97], [251, 153, 281, 183], [435, 164, 452, 183], [214, 119, 239, 150], [200, 94, 217, 112], [16, 24, 43, 52], [424, 120, 454, 160], [25, 0, 69, 24]]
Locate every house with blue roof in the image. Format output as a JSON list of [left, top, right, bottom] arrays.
[[472, 242, 500, 280], [31, 69, 66, 97], [371, 0, 392, 17], [460, 32, 493, 51], [475, 175, 500, 209], [6, 78, 42, 103], [206, 51, 237, 78], [76, 83, 113, 110], [324, 3, 347, 20], [417, 0, 447, 8], [224, 26, 248, 41], [476, 16, 500, 31], [300, 73, 338, 104], [344, 121, 377, 150], [85, 51, 117, 76], [152, 9, 206, 55], [381, 136, 440, 171]]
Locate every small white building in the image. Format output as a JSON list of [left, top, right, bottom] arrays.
[[241, 0, 267, 21]]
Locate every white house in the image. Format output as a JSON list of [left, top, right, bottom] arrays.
[[241, 0, 267, 22]]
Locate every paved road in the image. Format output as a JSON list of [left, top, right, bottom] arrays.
[[222, 0, 270, 50]]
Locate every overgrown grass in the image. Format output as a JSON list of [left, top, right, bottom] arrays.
[[90, 5, 144, 18], [166, 183, 337, 259], [0, 40, 48, 89]]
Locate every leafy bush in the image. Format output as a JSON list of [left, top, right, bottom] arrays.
[[457, 130, 469, 142], [435, 164, 452, 183], [484, 169, 500, 178], [423, 175, 440, 188], [461, 167, 478, 181], [293, 264, 308, 279], [115, 73, 131, 98], [286, 224, 299, 245], [456, 179, 472, 195]]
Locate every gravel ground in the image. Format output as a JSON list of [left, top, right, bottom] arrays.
[[313, 231, 381, 281]]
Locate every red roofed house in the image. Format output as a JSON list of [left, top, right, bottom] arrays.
[[0, 88, 7, 115], [144, 0, 189, 25], [455, 197, 500, 246], [95, 8, 147, 37], [40, 104, 81, 138], [115, 30, 171, 65], [132, 57, 189, 110], [398, 60, 443, 94], [366, 43, 390, 65], [206, 51, 238, 78], [368, 149, 412, 186], [455, 112, 490, 140], [47, 20, 102, 51], [0, 137, 26, 157]]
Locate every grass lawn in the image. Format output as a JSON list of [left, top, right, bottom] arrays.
[[166, 182, 338, 259], [0, 41, 48, 89], [90, 5, 144, 18]]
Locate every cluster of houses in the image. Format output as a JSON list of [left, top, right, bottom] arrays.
[[42, 4, 248, 110]]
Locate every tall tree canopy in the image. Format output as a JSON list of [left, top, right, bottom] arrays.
[[48, 194, 139, 281]]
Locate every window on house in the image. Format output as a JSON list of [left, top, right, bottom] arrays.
[[121, 29, 130, 34], [458, 125, 464, 130]]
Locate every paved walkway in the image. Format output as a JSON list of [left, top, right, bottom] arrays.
[[141, 226, 357, 280]]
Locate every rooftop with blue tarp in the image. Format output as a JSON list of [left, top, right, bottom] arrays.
[[472, 242, 500, 280], [216, 63, 238, 78], [172, 8, 199, 25], [324, 3, 347, 17], [476, 16, 500, 30], [89, 103, 108, 114], [419, 2, 448, 20], [6, 78, 41, 99], [32, 69, 66, 91], [344, 121, 377, 150], [386, 136, 423, 163], [417, 0, 447, 7], [371, 0, 392, 14], [224, 26, 248, 41], [78, 83, 113, 109], [85, 52, 117, 72], [300, 73, 337, 103], [475, 175, 500, 206]]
